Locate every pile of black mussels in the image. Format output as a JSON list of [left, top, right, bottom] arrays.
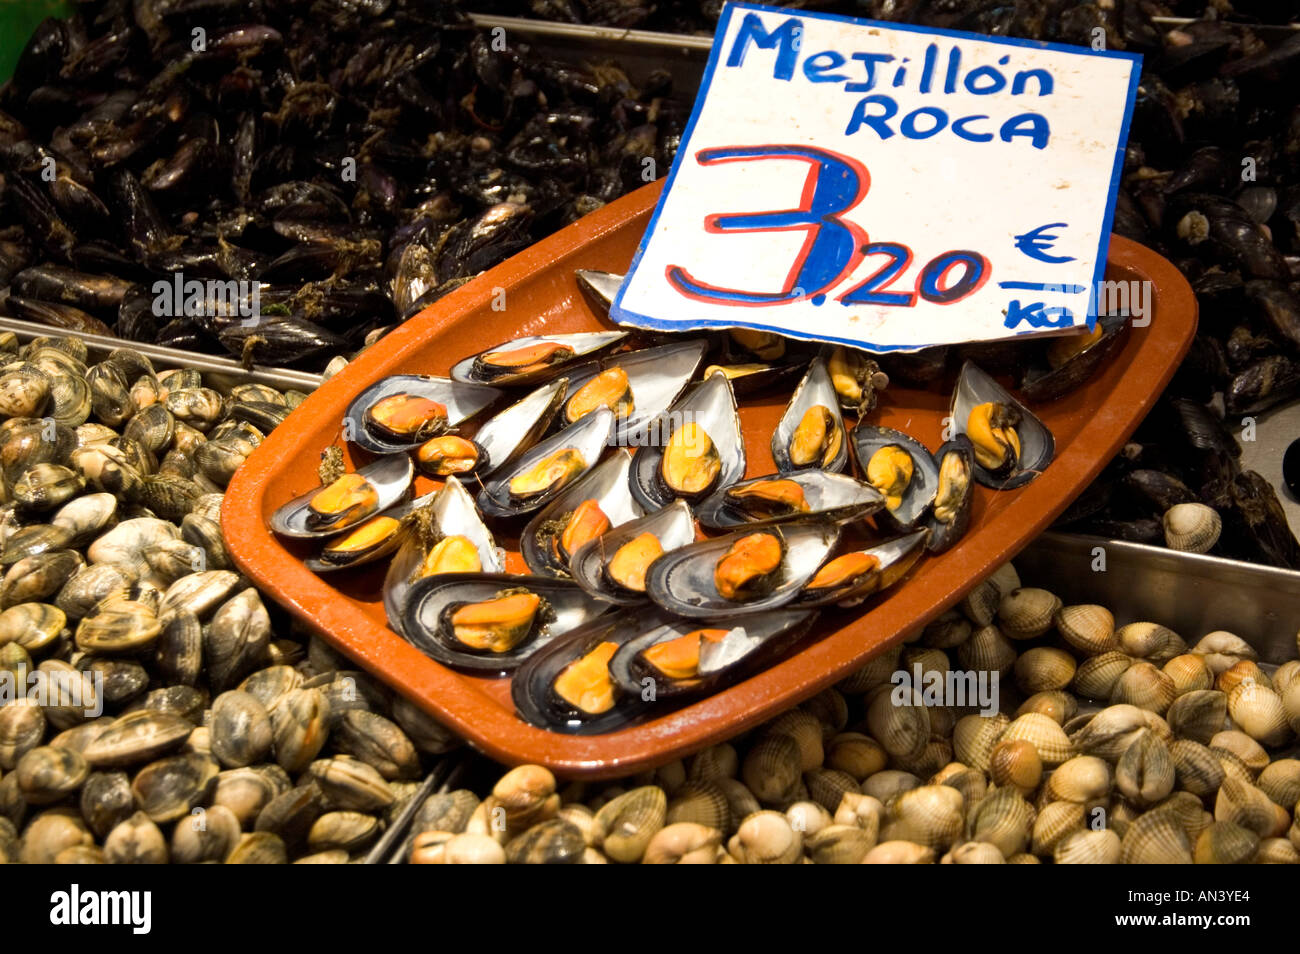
[[0, 0, 685, 368]]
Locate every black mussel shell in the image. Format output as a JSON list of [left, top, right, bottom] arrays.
[[512, 610, 666, 735], [926, 436, 974, 554]]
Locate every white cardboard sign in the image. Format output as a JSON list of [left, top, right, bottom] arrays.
[[611, 2, 1142, 352]]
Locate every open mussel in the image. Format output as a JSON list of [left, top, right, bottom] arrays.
[[630, 371, 746, 511], [512, 610, 669, 734], [793, 530, 928, 608], [569, 500, 695, 605], [644, 521, 839, 618], [270, 455, 412, 540], [699, 358, 808, 397], [417, 377, 568, 480], [383, 478, 503, 638], [852, 427, 939, 531], [520, 450, 643, 578], [561, 340, 706, 444], [399, 574, 611, 673], [343, 375, 501, 455], [952, 362, 1054, 490], [574, 271, 624, 317], [925, 436, 975, 553], [607, 608, 819, 702], [697, 472, 884, 530], [451, 332, 628, 387], [1020, 316, 1127, 403], [827, 347, 889, 415], [478, 407, 615, 518], [772, 357, 848, 474]]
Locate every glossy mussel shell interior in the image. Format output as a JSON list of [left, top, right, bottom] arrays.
[[344, 374, 501, 454], [951, 361, 1055, 490], [512, 609, 672, 735], [606, 608, 819, 701], [569, 499, 696, 605], [400, 573, 611, 674], [851, 425, 939, 531], [643, 520, 840, 619], [269, 454, 412, 540]]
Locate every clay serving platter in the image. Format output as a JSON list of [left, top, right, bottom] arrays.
[[224, 181, 1196, 778]]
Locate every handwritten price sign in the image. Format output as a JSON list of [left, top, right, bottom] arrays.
[[611, 2, 1141, 352]]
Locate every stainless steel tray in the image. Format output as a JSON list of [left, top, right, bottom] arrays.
[[1022, 531, 1300, 663], [0, 316, 324, 394]]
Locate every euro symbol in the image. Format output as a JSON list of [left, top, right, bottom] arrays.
[[1013, 223, 1075, 264]]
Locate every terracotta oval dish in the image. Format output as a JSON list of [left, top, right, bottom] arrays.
[[224, 181, 1196, 779]]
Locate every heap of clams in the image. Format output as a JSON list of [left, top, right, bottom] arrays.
[[0, 330, 471, 865], [259, 262, 1152, 738]]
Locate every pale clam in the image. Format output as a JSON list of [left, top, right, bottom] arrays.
[[952, 712, 1010, 773], [930, 763, 987, 806], [1016, 690, 1078, 726], [1030, 800, 1087, 856], [1055, 603, 1117, 655], [1115, 729, 1175, 807], [1163, 654, 1214, 695], [1162, 502, 1221, 553], [1192, 631, 1258, 676], [1216, 659, 1271, 695], [860, 770, 922, 804], [860, 840, 935, 864], [1169, 740, 1226, 799], [836, 645, 900, 695], [806, 823, 874, 864], [730, 810, 801, 864], [1014, 646, 1077, 694], [956, 624, 1016, 675], [785, 800, 832, 838], [833, 792, 884, 837], [687, 744, 738, 783], [1045, 755, 1112, 804], [967, 786, 1034, 858], [866, 686, 930, 761], [1193, 820, 1259, 864], [1210, 730, 1270, 773], [1166, 690, 1228, 744], [1254, 837, 1299, 864], [882, 785, 964, 850], [1119, 809, 1192, 864], [741, 734, 802, 805], [1110, 662, 1177, 714], [1071, 651, 1133, 700], [997, 587, 1061, 641], [1226, 682, 1292, 747], [665, 782, 731, 833], [1054, 827, 1121, 865], [1000, 713, 1074, 767], [1257, 759, 1300, 809], [1214, 778, 1280, 839], [766, 710, 824, 771], [941, 841, 1006, 864], [1116, 622, 1187, 663], [643, 822, 724, 864]]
